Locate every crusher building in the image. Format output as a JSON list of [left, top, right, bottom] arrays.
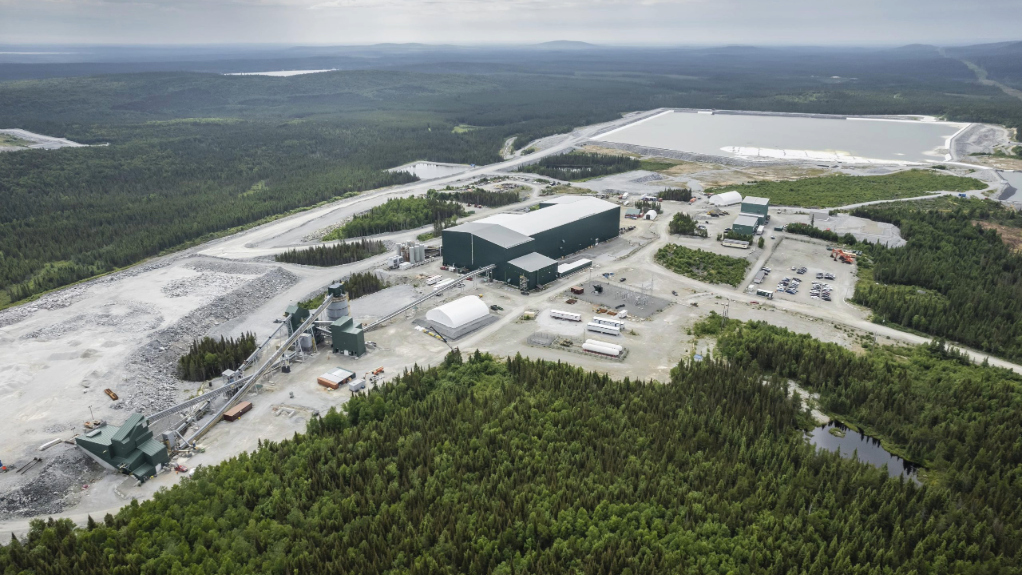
[[441, 196, 620, 289]]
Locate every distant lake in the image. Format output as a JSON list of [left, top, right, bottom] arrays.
[[594, 110, 968, 165], [808, 421, 921, 481], [224, 69, 336, 77], [389, 162, 469, 179]]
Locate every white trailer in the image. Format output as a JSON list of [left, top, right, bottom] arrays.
[[587, 322, 621, 336], [424, 275, 443, 286], [582, 341, 622, 357], [592, 317, 626, 330], [550, 309, 582, 322], [433, 279, 455, 291]]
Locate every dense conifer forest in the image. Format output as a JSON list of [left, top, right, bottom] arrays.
[[516, 152, 641, 181], [4, 346, 1022, 572], [785, 222, 858, 245], [176, 333, 257, 382], [274, 239, 387, 267], [850, 198, 1022, 360], [668, 213, 706, 236], [704, 170, 985, 208], [323, 197, 467, 240], [657, 187, 693, 202], [431, 187, 524, 207], [341, 271, 390, 299]]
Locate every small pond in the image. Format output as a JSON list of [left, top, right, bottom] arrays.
[[389, 162, 469, 180], [808, 421, 921, 481]]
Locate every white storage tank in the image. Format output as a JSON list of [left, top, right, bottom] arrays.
[[584, 339, 623, 352], [582, 341, 622, 357]]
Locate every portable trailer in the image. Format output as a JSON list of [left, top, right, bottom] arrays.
[[587, 322, 621, 336], [550, 309, 582, 322]]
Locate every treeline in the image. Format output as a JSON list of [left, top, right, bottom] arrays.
[[701, 315, 1022, 553], [668, 212, 707, 237], [850, 198, 1022, 360], [324, 197, 466, 240], [655, 243, 749, 286], [431, 187, 523, 207], [786, 222, 858, 245], [275, 239, 387, 267], [516, 152, 640, 181], [657, 187, 692, 202], [6, 348, 1022, 572], [704, 170, 985, 208], [176, 333, 256, 382], [342, 270, 389, 299]]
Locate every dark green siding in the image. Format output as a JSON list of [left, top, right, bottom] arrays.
[[505, 261, 558, 289]]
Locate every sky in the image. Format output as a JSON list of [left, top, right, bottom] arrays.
[[0, 0, 1019, 46]]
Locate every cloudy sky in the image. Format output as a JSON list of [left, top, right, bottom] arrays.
[[0, 0, 1019, 46]]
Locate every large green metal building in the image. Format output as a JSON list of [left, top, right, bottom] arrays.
[[442, 196, 620, 286]]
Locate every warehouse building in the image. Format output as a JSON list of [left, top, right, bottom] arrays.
[[442, 196, 619, 286], [740, 196, 770, 225], [732, 214, 761, 236], [426, 295, 495, 339], [330, 315, 366, 356]]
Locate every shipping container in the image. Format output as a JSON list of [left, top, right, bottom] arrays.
[[424, 275, 442, 286], [570, 286, 584, 295], [348, 379, 366, 392], [550, 309, 582, 322], [223, 401, 253, 422], [587, 322, 621, 336]]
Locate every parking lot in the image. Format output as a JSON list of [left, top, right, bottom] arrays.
[[753, 237, 857, 309]]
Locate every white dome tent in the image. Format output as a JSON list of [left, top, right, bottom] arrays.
[[425, 295, 496, 339], [708, 190, 742, 207]]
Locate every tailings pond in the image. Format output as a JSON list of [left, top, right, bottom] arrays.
[[808, 421, 921, 481], [389, 162, 469, 179], [594, 110, 968, 165]]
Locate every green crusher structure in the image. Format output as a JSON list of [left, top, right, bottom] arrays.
[[75, 413, 170, 481], [330, 315, 366, 357]]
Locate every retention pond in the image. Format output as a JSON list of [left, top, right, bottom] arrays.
[[808, 421, 921, 481]]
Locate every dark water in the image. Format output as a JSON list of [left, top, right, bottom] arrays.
[[808, 421, 921, 481]]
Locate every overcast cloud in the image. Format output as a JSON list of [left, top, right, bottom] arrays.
[[0, 0, 1018, 45]]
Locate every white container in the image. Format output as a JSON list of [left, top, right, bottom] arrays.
[[617, 310, 628, 319], [550, 309, 582, 322], [348, 379, 366, 392], [586, 322, 620, 336], [592, 317, 625, 330]]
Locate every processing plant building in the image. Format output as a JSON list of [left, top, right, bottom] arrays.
[[442, 196, 620, 288]]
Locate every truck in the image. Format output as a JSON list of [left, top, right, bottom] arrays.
[[756, 289, 774, 299]]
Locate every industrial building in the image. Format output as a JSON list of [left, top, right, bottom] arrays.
[[441, 196, 619, 287], [425, 295, 495, 339], [731, 195, 770, 235], [330, 316, 366, 356], [75, 413, 170, 481], [732, 214, 761, 236], [709, 191, 742, 206], [506, 252, 558, 290]]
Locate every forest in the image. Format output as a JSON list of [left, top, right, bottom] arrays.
[[4, 346, 1022, 573], [340, 271, 390, 299], [654, 244, 749, 286], [176, 333, 256, 382], [849, 198, 1022, 360], [430, 187, 523, 208], [704, 170, 986, 208], [633, 199, 662, 214], [323, 197, 466, 240], [699, 315, 1022, 554], [274, 239, 387, 267], [516, 152, 640, 181], [657, 188, 693, 202], [3, 43, 1021, 307]]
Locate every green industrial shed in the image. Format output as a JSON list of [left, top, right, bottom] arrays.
[[442, 196, 620, 284], [75, 413, 170, 481], [506, 252, 558, 290]]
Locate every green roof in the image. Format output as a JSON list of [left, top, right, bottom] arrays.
[[110, 413, 145, 443]]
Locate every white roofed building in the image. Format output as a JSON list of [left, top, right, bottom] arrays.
[[709, 191, 742, 206], [425, 296, 495, 339]]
